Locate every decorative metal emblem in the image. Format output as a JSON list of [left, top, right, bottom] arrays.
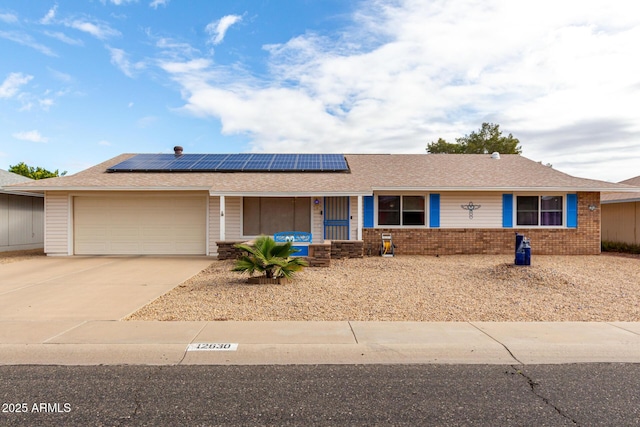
[[461, 201, 481, 219]]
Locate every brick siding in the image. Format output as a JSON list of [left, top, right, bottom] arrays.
[[362, 192, 600, 255]]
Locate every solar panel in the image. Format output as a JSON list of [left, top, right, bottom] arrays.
[[107, 153, 349, 172], [270, 154, 298, 171], [216, 153, 252, 170], [163, 154, 208, 170], [189, 154, 230, 171], [242, 154, 275, 171], [321, 154, 347, 171], [108, 154, 175, 171], [297, 154, 322, 170]]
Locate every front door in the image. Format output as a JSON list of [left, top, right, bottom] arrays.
[[324, 197, 350, 240]]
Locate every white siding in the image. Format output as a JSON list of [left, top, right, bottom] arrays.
[[312, 196, 323, 243], [45, 191, 70, 255], [208, 196, 220, 255], [440, 192, 502, 228], [350, 196, 357, 240], [225, 196, 242, 240]]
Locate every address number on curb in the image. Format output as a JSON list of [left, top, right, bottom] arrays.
[[187, 343, 238, 351]]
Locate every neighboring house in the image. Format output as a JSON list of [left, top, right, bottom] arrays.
[[601, 175, 640, 246], [7, 150, 640, 260], [0, 169, 44, 252]]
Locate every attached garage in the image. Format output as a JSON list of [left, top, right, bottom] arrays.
[[73, 194, 207, 255]]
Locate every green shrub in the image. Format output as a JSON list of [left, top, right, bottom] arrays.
[[232, 235, 308, 280]]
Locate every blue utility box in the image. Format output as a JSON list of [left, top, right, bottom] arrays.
[[515, 233, 531, 266]]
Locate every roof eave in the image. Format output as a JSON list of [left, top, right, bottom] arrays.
[[371, 186, 634, 192], [0, 189, 44, 197], [6, 186, 212, 192], [209, 190, 371, 197], [601, 198, 640, 204]]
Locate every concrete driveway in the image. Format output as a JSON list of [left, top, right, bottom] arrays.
[[0, 256, 213, 321]]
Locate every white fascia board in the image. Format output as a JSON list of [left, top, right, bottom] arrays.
[[209, 190, 372, 197], [7, 186, 212, 192], [601, 197, 640, 204], [371, 186, 640, 192]]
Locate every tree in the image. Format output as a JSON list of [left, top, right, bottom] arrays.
[[8, 162, 67, 180], [426, 123, 522, 155], [233, 235, 308, 280]]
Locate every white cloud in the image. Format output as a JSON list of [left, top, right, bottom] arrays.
[[0, 72, 33, 98], [0, 30, 56, 56], [39, 98, 54, 110], [160, 0, 640, 180], [13, 130, 49, 143], [98, 140, 111, 146], [47, 67, 73, 83], [66, 19, 121, 40], [107, 46, 145, 77], [103, 0, 136, 5], [149, 0, 169, 9], [137, 116, 157, 128], [40, 5, 57, 24], [0, 13, 18, 23], [205, 14, 242, 45], [44, 31, 84, 46]]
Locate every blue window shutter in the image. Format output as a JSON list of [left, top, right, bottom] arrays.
[[429, 194, 440, 228], [363, 196, 374, 228], [567, 193, 578, 228], [502, 194, 513, 228]]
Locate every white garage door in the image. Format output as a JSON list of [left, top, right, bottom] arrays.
[[74, 195, 206, 255]]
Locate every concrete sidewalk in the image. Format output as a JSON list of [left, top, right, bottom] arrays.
[[1, 321, 639, 366]]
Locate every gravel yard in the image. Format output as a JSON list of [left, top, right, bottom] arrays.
[[0, 249, 44, 264], [126, 254, 640, 322]]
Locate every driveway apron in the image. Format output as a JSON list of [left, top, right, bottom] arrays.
[[0, 256, 212, 321]]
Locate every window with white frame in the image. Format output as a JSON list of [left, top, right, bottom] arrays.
[[378, 195, 425, 226], [516, 195, 563, 226]]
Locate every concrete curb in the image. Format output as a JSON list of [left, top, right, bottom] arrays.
[[1, 321, 639, 366]]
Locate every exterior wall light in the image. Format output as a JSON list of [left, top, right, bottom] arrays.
[[588, 204, 597, 211]]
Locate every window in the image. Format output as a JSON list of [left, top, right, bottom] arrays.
[[243, 197, 311, 236], [516, 195, 563, 226], [378, 196, 400, 225], [378, 195, 425, 226]]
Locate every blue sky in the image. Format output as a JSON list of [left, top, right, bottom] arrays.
[[1, 0, 639, 181]]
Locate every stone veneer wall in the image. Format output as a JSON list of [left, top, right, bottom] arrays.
[[308, 243, 331, 267], [216, 241, 245, 260], [330, 240, 364, 259], [215, 240, 364, 267], [362, 192, 600, 255]]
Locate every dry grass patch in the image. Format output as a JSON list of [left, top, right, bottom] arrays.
[[127, 254, 640, 322]]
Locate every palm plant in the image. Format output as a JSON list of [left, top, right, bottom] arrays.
[[233, 235, 308, 280]]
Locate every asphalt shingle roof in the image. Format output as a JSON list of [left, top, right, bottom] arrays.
[[601, 175, 640, 203], [7, 153, 639, 195]]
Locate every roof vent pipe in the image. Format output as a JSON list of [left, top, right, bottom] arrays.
[[491, 152, 500, 159], [174, 146, 183, 156]]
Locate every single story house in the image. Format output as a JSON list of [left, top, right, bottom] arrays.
[[0, 169, 44, 252], [7, 150, 639, 262], [601, 175, 640, 246]]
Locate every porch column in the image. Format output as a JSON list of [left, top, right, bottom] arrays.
[[357, 195, 363, 240], [219, 195, 226, 241]]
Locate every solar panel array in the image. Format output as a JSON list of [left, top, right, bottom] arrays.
[[107, 153, 349, 172]]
